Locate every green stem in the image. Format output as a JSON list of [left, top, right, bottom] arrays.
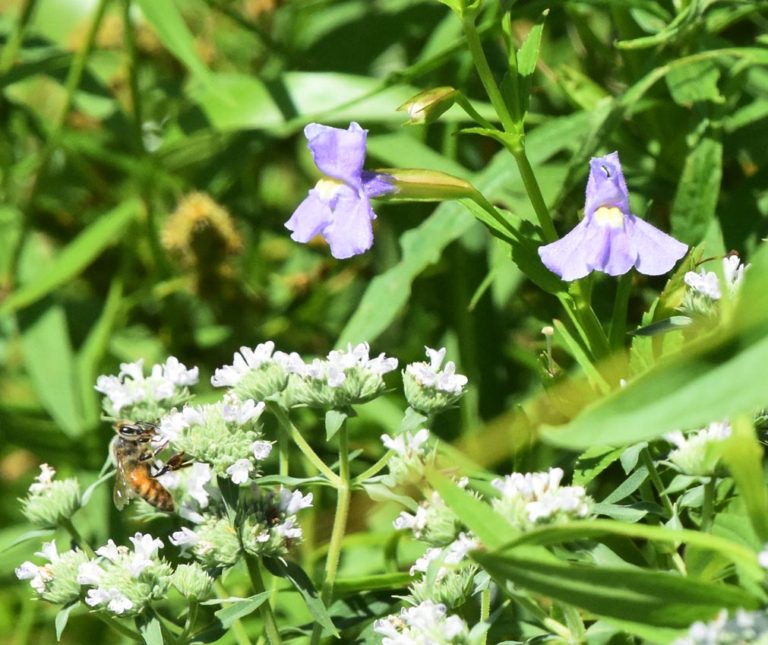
[[454, 93, 496, 129], [701, 477, 716, 532], [0, 0, 39, 74], [479, 588, 491, 645], [509, 147, 558, 242], [640, 448, 674, 518], [310, 427, 351, 645], [352, 449, 393, 486], [462, 13, 515, 132], [245, 555, 283, 645], [268, 403, 340, 486], [95, 614, 142, 641], [609, 272, 633, 351], [278, 427, 290, 477], [61, 518, 96, 558], [178, 602, 198, 643], [122, 0, 145, 153]]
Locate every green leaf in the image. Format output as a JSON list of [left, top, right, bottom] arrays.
[[573, 446, 623, 487], [133, 0, 210, 79], [333, 572, 412, 593], [55, 602, 79, 641], [19, 300, 83, 437], [263, 558, 339, 637], [552, 320, 610, 392], [670, 136, 723, 245], [500, 519, 762, 577], [0, 199, 139, 315], [137, 615, 163, 645], [666, 60, 723, 105], [475, 548, 758, 628], [325, 409, 348, 441], [515, 10, 548, 117], [721, 416, 768, 542], [213, 593, 270, 629], [398, 407, 429, 434], [1, 528, 55, 552]]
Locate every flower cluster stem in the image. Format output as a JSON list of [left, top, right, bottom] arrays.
[[245, 555, 283, 645], [269, 404, 340, 486], [640, 448, 675, 518], [61, 518, 96, 558], [310, 426, 351, 645], [0, 0, 39, 74]]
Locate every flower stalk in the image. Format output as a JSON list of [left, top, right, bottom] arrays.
[[310, 425, 351, 645], [244, 555, 282, 645]]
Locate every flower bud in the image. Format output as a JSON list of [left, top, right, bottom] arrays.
[[21, 464, 81, 528], [398, 87, 457, 125], [379, 169, 476, 202], [381, 429, 433, 488], [171, 563, 213, 601], [241, 488, 312, 558]]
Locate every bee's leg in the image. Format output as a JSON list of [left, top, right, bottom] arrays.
[[154, 452, 192, 477]]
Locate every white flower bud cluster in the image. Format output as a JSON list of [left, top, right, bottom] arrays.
[[284, 342, 398, 408], [491, 468, 592, 529], [95, 357, 198, 419], [394, 491, 462, 547], [682, 255, 749, 316], [409, 533, 479, 609], [674, 609, 768, 644], [171, 516, 242, 568], [403, 347, 468, 415], [159, 395, 271, 482], [241, 488, 314, 558], [212, 342, 298, 400], [16, 541, 89, 605], [76, 533, 172, 616], [381, 428, 432, 487], [21, 463, 81, 528], [665, 420, 731, 477], [373, 599, 478, 645]]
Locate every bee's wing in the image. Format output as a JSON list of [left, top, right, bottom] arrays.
[[110, 437, 134, 510]]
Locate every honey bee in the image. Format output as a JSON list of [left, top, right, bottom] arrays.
[[111, 421, 190, 512]]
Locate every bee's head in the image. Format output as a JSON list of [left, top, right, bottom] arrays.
[[114, 421, 157, 442]]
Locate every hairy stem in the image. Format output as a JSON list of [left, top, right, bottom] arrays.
[[245, 555, 283, 645]]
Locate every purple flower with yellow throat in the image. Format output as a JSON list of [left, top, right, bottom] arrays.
[[538, 152, 687, 281], [285, 122, 394, 259]]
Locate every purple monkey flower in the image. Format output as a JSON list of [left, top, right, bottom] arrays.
[[538, 152, 687, 281], [285, 122, 394, 259]]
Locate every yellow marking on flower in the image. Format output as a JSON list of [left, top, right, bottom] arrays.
[[593, 206, 625, 229], [315, 177, 346, 200]]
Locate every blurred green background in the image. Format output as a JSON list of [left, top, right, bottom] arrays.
[[1, 0, 767, 641]]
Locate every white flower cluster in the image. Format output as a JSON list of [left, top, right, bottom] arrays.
[[403, 347, 468, 415], [665, 420, 731, 477], [285, 342, 398, 408], [410, 533, 479, 580], [170, 487, 313, 563], [373, 600, 475, 645], [156, 462, 215, 523], [674, 609, 768, 644], [212, 342, 301, 400], [16, 541, 88, 604], [683, 255, 749, 315], [406, 347, 467, 395], [76, 533, 171, 616], [492, 468, 592, 529], [21, 464, 81, 527], [159, 395, 271, 482], [95, 357, 198, 416], [394, 491, 461, 546], [381, 429, 432, 486]]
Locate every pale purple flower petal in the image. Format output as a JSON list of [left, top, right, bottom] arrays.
[[305, 122, 367, 188], [285, 122, 395, 259], [539, 151, 687, 281]]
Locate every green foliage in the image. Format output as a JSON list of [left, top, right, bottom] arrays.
[[2, 0, 768, 643]]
